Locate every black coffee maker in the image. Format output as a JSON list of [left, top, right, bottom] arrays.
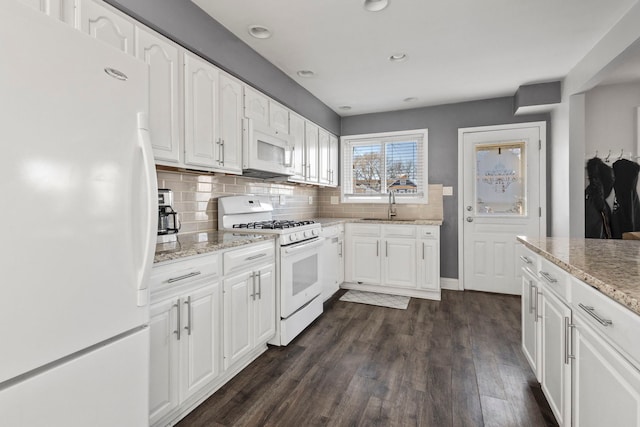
[[158, 189, 180, 235]]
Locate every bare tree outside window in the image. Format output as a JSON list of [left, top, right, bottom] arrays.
[[352, 145, 382, 193]]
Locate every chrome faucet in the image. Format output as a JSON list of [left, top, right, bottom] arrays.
[[388, 190, 397, 220]]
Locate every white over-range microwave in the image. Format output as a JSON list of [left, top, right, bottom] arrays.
[[242, 118, 295, 179]]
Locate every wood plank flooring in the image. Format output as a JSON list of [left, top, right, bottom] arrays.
[[176, 290, 557, 427]]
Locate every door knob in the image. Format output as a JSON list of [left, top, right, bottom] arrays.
[[466, 206, 472, 211], [466, 217, 473, 222]]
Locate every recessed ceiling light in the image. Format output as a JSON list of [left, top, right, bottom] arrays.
[[403, 97, 418, 103], [296, 70, 315, 78], [389, 53, 408, 62], [364, 0, 389, 12], [338, 105, 352, 111], [248, 25, 271, 39]]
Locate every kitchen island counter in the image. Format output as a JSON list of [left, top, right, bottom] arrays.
[[154, 231, 275, 263], [518, 236, 640, 316]]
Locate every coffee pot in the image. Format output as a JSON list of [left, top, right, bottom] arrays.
[[158, 189, 180, 235]]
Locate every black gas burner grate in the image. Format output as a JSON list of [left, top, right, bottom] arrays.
[[232, 220, 316, 230]]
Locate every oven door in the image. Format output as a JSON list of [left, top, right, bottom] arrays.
[[280, 237, 324, 318]]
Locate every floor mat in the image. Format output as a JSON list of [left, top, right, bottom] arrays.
[[339, 290, 410, 310]]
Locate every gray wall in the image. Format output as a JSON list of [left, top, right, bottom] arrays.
[[105, 0, 340, 135], [342, 97, 550, 279]]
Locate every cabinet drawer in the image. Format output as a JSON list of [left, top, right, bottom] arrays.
[[223, 241, 275, 276], [348, 223, 380, 236], [151, 253, 220, 290], [383, 224, 416, 238], [419, 226, 439, 240], [571, 277, 640, 367], [538, 257, 570, 301]]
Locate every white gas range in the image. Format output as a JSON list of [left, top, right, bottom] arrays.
[[218, 195, 323, 345]]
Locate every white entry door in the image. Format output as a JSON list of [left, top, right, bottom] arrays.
[[459, 122, 546, 294]]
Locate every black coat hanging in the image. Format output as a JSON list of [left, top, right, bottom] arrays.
[[611, 158, 640, 237], [585, 157, 614, 238]]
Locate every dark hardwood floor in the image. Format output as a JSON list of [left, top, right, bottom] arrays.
[[177, 290, 557, 427]]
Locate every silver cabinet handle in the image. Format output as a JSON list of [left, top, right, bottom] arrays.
[[534, 286, 541, 322], [376, 241, 379, 257], [250, 272, 256, 301], [520, 255, 533, 264], [338, 241, 343, 257], [168, 271, 201, 283], [220, 138, 225, 165], [173, 298, 181, 341], [528, 281, 535, 314], [256, 271, 262, 299], [564, 316, 575, 364], [422, 242, 425, 260], [216, 138, 222, 165], [184, 296, 192, 335], [578, 303, 613, 326], [539, 271, 557, 283], [246, 253, 266, 261], [385, 241, 388, 257]]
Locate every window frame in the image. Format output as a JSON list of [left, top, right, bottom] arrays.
[[340, 128, 429, 204]]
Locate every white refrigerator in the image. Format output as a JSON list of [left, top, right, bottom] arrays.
[[0, 2, 157, 426]]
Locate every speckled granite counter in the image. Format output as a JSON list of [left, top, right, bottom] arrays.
[[154, 232, 275, 264], [518, 236, 640, 316], [311, 217, 443, 226]]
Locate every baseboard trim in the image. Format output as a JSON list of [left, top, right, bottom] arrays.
[[440, 277, 461, 291]]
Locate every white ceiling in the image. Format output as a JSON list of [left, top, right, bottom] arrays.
[[191, 0, 637, 116]]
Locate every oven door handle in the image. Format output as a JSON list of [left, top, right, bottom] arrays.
[[283, 237, 325, 254]]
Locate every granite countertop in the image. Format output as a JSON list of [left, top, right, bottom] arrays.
[[311, 217, 443, 226], [154, 231, 275, 264], [518, 236, 640, 316]]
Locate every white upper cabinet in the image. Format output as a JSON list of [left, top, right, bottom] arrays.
[[305, 121, 319, 182], [78, 0, 134, 55], [135, 26, 181, 164], [243, 86, 269, 126], [318, 128, 330, 185], [183, 52, 219, 169], [217, 73, 243, 173], [269, 102, 289, 134], [289, 113, 306, 180], [329, 134, 339, 187]]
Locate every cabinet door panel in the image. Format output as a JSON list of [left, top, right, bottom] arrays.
[[244, 86, 269, 125], [184, 53, 219, 168], [79, 0, 134, 55], [254, 264, 276, 344], [135, 27, 181, 164], [384, 238, 417, 287], [521, 271, 540, 380], [269, 102, 289, 134], [573, 315, 640, 427], [182, 283, 222, 400], [419, 239, 439, 291], [289, 113, 306, 180], [305, 122, 319, 182], [350, 237, 381, 284], [318, 129, 330, 184], [218, 73, 243, 173], [149, 298, 180, 425], [329, 134, 339, 186], [223, 272, 252, 369], [541, 290, 571, 427]]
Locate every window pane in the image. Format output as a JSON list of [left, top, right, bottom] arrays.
[[352, 144, 382, 194], [386, 141, 418, 194], [475, 141, 526, 215]]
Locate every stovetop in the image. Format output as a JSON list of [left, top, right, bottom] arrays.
[[232, 220, 316, 230]]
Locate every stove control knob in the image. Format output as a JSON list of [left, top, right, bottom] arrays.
[[304, 231, 310, 238], [289, 235, 295, 242], [312, 229, 319, 236]]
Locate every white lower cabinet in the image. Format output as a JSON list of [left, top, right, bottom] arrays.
[[345, 223, 440, 300], [149, 274, 222, 426], [223, 263, 275, 369], [150, 241, 276, 426], [520, 244, 640, 427]]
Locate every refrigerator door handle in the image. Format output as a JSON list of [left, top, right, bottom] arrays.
[[135, 113, 158, 307]]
